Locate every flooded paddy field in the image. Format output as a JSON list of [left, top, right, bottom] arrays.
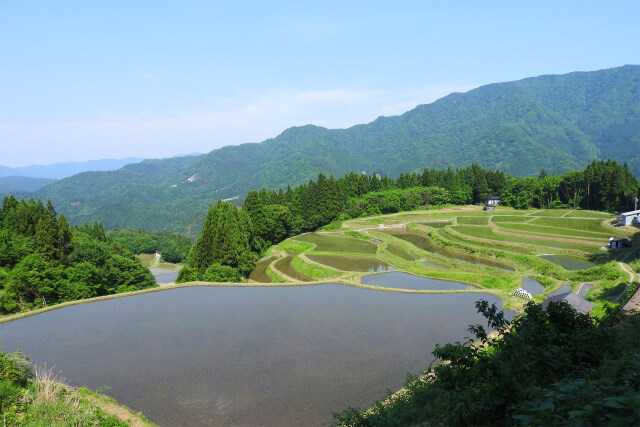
[[248, 256, 276, 283], [306, 254, 396, 272], [274, 255, 313, 281], [362, 272, 472, 290], [538, 255, 596, 271], [0, 285, 508, 426], [382, 230, 513, 270], [293, 233, 377, 254]]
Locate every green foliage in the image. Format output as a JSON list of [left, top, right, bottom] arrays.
[[108, 228, 191, 263], [290, 257, 341, 280], [334, 302, 640, 426], [28, 66, 640, 235], [0, 350, 33, 387], [0, 197, 156, 314], [202, 263, 241, 282]]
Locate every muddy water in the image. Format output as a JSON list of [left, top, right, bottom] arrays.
[[0, 286, 509, 426], [274, 255, 313, 281], [362, 272, 472, 290], [248, 257, 275, 283], [306, 255, 396, 272]]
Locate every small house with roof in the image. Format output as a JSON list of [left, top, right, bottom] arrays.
[[486, 196, 500, 206], [609, 237, 632, 249], [542, 292, 594, 316], [483, 196, 500, 211], [620, 210, 640, 226]]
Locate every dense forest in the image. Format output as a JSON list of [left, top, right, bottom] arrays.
[[23, 65, 639, 235], [108, 228, 191, 263], [0, 197, 156, 314], [178, 160, 639, 282]]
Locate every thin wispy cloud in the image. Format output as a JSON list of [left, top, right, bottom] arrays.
[[0, 83, 474, 166]]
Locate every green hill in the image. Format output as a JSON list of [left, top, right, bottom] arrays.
[[33, 65, 640, 235]]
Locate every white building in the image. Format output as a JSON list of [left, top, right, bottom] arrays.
[[620, 210, 640, 226]]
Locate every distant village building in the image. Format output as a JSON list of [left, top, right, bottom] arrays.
[[486, 196, 500, 206], [483, 196, 499, 211], [155, 251, 162, 261], [620, 210, 640, 226], [609, 237, 632, 249], [542, 292, 594, 316]]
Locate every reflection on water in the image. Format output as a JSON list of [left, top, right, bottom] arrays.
[[522, 278, 545, 295], [362, 272, 471, 290], [150, 268, 179, 284], [0, 286, 510, 426], [306, 255, 396, 272], [538, 255, 596, 271]]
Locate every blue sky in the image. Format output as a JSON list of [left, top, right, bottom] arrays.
[[1, 0, 639, 167]]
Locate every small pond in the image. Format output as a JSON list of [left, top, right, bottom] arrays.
[[0, 286, 510, 426], [306, 255, 396, 272], [361, 272, 472, 291], [538, 255, 596, 271], [522, 278, 545, 295]]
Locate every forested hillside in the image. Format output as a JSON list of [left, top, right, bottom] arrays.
[[0, 197, 156, 314], [31, 65, 640, 234], [179, 160, 638, 282]]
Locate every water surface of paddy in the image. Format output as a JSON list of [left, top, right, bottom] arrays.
[[522, 278, 545, 295], [248, 256, 275, 283], [538, 255, 596, 271], [0, 286, 509, 426], [383, 231, 513, 270], [362, 272, 472, 290], [306, 255, 396, 272]]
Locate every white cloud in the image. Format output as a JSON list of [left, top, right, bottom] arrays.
[[0, 84, 476, 167]]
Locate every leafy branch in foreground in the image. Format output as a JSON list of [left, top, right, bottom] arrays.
[[334, 301, 640, 426]]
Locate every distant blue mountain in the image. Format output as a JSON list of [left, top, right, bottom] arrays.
[[0, 176, 58, 195], [0, 157, 145, 179]]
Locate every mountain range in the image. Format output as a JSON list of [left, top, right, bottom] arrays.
[[0, 157, 145, 180], [16, 65, 640, 235]]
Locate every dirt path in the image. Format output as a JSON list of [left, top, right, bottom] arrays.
[[83, 392, 152, 427]]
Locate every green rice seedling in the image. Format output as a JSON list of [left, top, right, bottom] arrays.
[[491, 215, 534, 223], [457, 217, 490, 225], [293, 233, 378, 254], [495, 223, 615, 239], [531, 217, 611, 233], [291, 257, 341, 280]]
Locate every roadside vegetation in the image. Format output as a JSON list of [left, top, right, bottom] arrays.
[[0, 197, 156, 315], [0, 349, 155, 426], [332, 302, 640, 426]]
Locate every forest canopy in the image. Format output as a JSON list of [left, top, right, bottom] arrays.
[[0, 196, 156, 314], [179, 160, 639, 282]]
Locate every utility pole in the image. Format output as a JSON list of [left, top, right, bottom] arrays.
[[635, 196, 638, 211]]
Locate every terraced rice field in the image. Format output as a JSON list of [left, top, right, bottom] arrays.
[[451, 225, 602, 252], [292, 233, 378, 254], [259, 205, 631, 317]]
